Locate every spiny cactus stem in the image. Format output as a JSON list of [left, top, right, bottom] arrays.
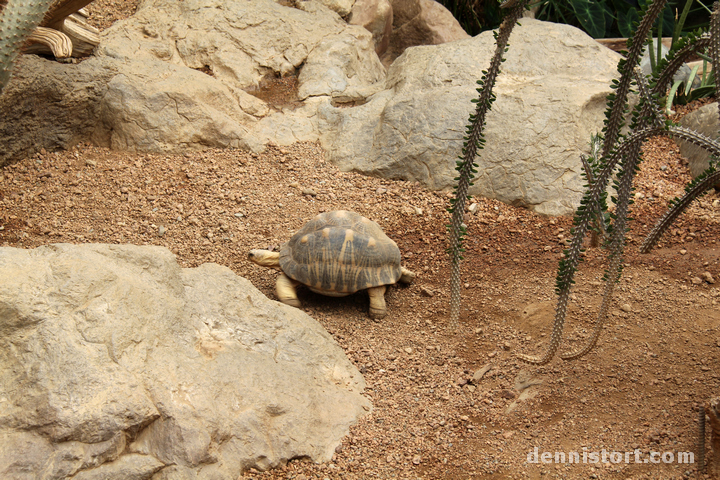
[[709, 2, 720, 120], [602, 0, 669, 158], [640, 168, 720, 253], [448, 0, 528, 330], [561, 139, 642, 360]]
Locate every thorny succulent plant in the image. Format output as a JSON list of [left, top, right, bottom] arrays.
[[447, 0, 530, 329], [448, 0, 720, 363], [0, 0, 55, 94], [517, 0, 720, 364]]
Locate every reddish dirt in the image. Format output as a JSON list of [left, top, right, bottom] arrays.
[[2, 2, 720, 479]]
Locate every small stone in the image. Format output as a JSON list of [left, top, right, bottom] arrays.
[[456, 377, 468, 386], [472, 364, 492, 383], [412, 455, 421, 465], [680, 249, 687, 255], [420, 286, 435, 297], [543, 245, 552, 251], [466, 385, 476, 393], [302, 188, 317, 196], [468, 203, 479, 214], [691, 277, 703, 285], [85, 159, 97, 166], [289, 182, 300, 188], [702, 271, 715, 284], [620, 303, 632, 312], [376, 187, 387, 194], [502, 342, 512, 351], [502, 430, 515, 439], [404, 347, 413, 354], [158, 225, 166, 237], [234, 212, 244, 218], [414, 207, 423, 215], [500, 390, 516, 399]]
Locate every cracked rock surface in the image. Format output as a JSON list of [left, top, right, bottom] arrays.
[[0, 243, 370, 479]]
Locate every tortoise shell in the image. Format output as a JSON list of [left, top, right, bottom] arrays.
[[279, 210, 401, 294]]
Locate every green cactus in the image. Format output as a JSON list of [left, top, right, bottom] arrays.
[[0, 0, 55, 94]]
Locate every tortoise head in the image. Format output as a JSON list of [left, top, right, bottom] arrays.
[[248, 249, 281, 268]]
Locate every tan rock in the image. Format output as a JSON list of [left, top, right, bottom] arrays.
[[0, 244, 370, 478], [349, 0, 393, 55]]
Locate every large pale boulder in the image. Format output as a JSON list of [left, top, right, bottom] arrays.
[[0, 0, 385, 162], [0, 244, 369, 479], [319, 19, 622, 216]]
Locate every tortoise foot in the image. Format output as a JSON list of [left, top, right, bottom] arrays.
[[280, 298, 301, 308]]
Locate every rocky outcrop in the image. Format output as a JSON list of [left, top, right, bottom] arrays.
[[382, 0, 469, 65], [0, 0, 384, 163], [676, 102, 720, 187], [0, 243, 370, 479], [319, 19, 621, 216], [0, 1, 625, 216], [349, 0, 393, 55]]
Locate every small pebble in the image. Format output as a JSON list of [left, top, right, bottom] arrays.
[[302, 188, 317, 196], [158, 225, 166, 236], [691, 277, 703, 285], [420, 286, 435, 297], [412, 455, 421, 465], [702, 271, 715, 284], [621, 303, 632, 312]]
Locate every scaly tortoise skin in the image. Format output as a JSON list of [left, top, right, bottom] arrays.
[[248, 210, 415, 319]]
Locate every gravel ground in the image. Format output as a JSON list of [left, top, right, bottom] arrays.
[[2, 3, 720, 479]]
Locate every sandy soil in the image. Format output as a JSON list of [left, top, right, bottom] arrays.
[[2, 2, 720, 479]]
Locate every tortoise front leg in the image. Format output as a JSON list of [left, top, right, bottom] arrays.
[[367, 285, 387, 320], [276, 273, 301, 307]]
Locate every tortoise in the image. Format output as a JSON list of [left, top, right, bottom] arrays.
[[248, 210, 415, 319]]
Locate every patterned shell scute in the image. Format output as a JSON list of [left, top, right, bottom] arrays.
[[279, 211, 402, 294]]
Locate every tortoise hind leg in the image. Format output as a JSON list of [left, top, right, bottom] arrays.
[[367, 285, 387, 320], [399, 267, 416, 284], [276, 273, 301, 307]]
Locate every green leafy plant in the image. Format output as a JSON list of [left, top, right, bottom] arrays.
[[532, 0, 707, 39], [665, 59, 715, 112], [0, 0, 55, 94]]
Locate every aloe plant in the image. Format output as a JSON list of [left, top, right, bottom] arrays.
[[0, 0, 55, 94]]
